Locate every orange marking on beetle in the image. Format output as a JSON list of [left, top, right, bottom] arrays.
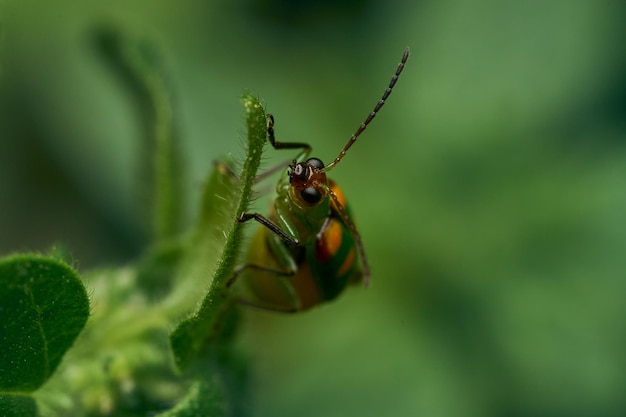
[[329, 180, 347, 210], [337, 248, 355, 277], [316, 219, 343, 263], [292, 263, 321, 310]]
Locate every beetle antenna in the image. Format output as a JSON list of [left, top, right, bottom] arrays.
[[322, 47, 409, 172], [324, 184, 371, 286]]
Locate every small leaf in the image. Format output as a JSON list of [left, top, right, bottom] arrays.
[[136, 238, 186, 299], [0, 254, 89, 393], [158, 338, 249, 417], [156, 377, 227, 417], [160, 161, 239, 315], [0, 395, 38, 417], [170, 93, 267, 370]]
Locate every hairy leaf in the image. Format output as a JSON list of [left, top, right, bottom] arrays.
[[0, 395, 38, 417], [169, 93, 267, 371], [0, 254, 89, 393]]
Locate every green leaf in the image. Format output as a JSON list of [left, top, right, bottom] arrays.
[[136, 238, 186, 299], [0, 395, 38, 417], [0, 254, 89, 393], [94, 25, 184, 242], [158, 332, 250, 417], [156, 377, 228, 417], [162, 157, 241, 315], [169, 93, 267, 371]]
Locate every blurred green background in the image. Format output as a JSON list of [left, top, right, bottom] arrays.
[[2, 1, 626, 416]]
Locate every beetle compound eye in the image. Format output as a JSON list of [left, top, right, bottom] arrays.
[[306, 157, 325, 170], [292, 163, 308, 181], [301, 187, 322, 204]]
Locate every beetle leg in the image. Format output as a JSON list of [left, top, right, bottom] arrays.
[[237, 212, 300, 246], [214, 158, 291, 186], [236, 297, 299, 313], [266, 114, 311, 162], [254, 158, 292, 183]]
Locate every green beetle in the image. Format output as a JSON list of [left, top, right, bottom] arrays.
[[231, 48, 409, 312]]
